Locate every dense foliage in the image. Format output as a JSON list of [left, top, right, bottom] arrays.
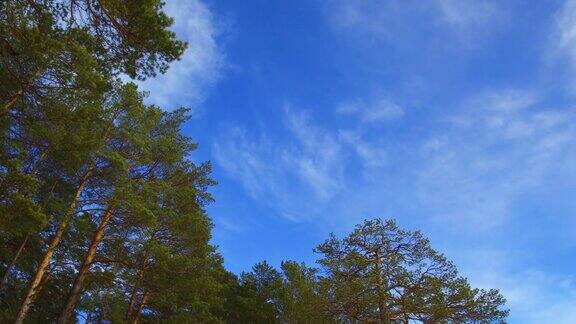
[[1, 1, 508, 323]]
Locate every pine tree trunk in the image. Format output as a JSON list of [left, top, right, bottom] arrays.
[[0, 234, 29, 295], [58, 206, 114, 324], [132, 290, 149, 324], [374, 251, 389, 324], [14, 168, 93, 324], [125, 266, 145, 322]]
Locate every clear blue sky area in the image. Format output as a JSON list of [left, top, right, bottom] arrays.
[[139, 1, 576, 322]]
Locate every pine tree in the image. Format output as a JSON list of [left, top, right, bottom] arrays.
[[315, 219, 509, 323]]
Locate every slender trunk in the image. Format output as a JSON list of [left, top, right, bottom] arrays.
[[132, 290, 149, 324], [374, 251, 389, 324], [58, 206, 114, 324], [14, 168, 93, 324], [125, 267, 145, 321], [0, 234, 29, 295]]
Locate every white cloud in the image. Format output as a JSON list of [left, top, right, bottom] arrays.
[[324, 0, 420, 39], [215, 89, 576, 229], [339, 130, 387, 168], [337, 98, 404, 123], [213, 127, 273, 199], [213, 106, 401, 221], [554, 0, 576, 93], [558, 0, 576, 57], [213, 109, 348, 221], [459, 249, 576, 323], [283, 109, 345, 200], [436, 0, 501, 29], [472, 89, 538, 113], [324, 0, 504, 45], [138, 0, 224, 111], [215, 217, 244, 233], [416, 89, 576, 229]]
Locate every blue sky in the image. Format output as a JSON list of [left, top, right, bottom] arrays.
[[139, 0, 576, 322]]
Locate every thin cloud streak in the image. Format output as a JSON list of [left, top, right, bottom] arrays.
[[324, 0, 505, 47], [213, 108, 348, 222]]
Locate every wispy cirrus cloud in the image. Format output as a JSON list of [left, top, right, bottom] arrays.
[[323, 0, 505, 46], [436, 0, 503, 29], [213, 108, 349, 221], [339, 130, 388, 168], [337, 98, 404, 123], [215, 88, 576, 229], [138, 0, 225, 111], [213, 103, 405, 221], [557, 0, 576, 58], [416, 89, 576, 229], [457, 247, 576, 323], [554, 0, 576, 91]]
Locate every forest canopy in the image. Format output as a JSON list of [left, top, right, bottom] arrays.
[[1, 0, 508, 323]]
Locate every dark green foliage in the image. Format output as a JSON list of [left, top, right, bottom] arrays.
[[226, 260, 331, 323]]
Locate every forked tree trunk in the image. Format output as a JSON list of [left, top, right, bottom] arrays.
[[14, 168, 93, 324], [58, 206, 114, 324]]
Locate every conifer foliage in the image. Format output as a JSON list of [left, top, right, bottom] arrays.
[[1, 1, 508, 323]]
